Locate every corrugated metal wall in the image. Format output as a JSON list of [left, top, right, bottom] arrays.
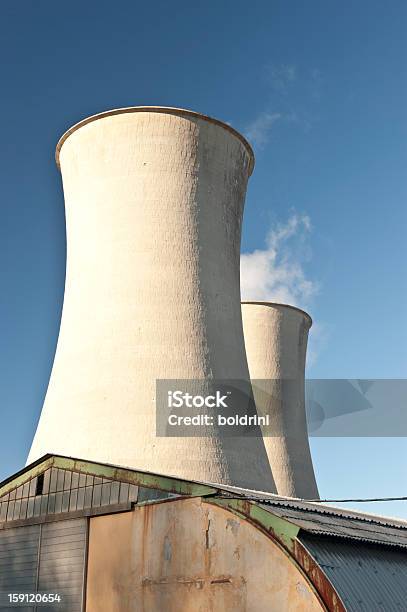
[[37, 519, 87, 612], [0, 524, 39, 612], [301, 533, 407, 611], [0, 518, 87, 612]]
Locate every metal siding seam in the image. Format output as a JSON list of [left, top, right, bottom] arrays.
[[81, 517, 89, 612], [34, 523, 42, 612]]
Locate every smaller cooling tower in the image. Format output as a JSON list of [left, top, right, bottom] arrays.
[[242, 302, 319, 499]]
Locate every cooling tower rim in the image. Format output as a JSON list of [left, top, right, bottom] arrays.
[[241, 301, 313, 328], [55, 106, 255, 175]]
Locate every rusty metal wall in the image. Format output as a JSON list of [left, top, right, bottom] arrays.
[[86, 498, 324, 612]]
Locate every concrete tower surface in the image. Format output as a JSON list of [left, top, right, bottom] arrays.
[[241, 302, 319, 499], [28, 107, 275, 492]]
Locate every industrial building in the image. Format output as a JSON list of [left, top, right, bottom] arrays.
[[1, 454, 407, 611], [2, 107, 407, 610]]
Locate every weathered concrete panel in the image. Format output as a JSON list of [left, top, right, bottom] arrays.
[[86, 498, 323, 611]]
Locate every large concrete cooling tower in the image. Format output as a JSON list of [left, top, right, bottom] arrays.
[[28, 107, 275, 492], [242, 302, 319, 499]]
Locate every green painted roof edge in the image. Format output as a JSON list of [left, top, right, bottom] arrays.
[[0, 456, 56, 498], [0, 455, 218, 499]]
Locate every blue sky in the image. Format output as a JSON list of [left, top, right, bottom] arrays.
[[1, 1, 406, 517]]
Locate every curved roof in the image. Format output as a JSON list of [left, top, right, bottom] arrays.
[[301, 534, 407, 612]]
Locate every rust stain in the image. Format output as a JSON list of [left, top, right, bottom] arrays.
[[293, 540, 346, 612], [141, 575, 238, 588], [142, 576, 205, 586], [210, 577, 232, 585]]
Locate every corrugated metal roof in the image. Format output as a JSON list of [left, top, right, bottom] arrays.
[[217, 483, 407, 527], [256, 500, 407, 548], [300, 533, 407, 611], [213, 483, 407, 548]]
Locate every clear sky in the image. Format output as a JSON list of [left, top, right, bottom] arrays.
[[1, 1, 406, 517]]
